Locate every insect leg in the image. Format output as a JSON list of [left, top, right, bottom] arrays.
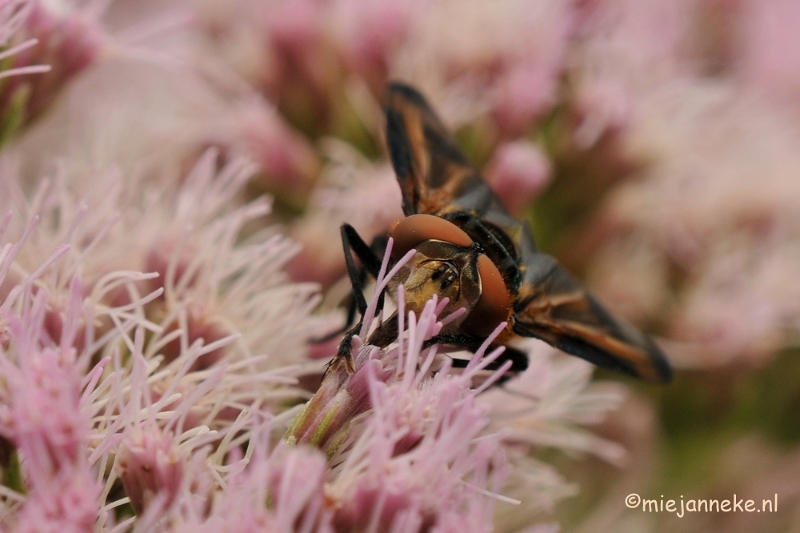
[[342, 224, 390, 307], [424, 333, 530, 375], [326, 226, 393, 375], [340, 225, 389, 324], [341, 224, 372, 316], [313, 226, 389, 345]]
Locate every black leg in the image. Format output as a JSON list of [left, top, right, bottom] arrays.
[[341, 224, 371, 316], [322, 226, 395, 374], [312, 227, 389, 343], [341, 224, 391, 314], [366, 312, 399, 348], [424, 333, 530, 377]]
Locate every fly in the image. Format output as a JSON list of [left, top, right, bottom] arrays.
[[329, 83, 672, 384]]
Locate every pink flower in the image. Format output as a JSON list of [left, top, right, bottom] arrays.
[[0, 0, 102, 129], [485, 140, 552, 216], [0, 283, 104, 531], [288, 141, 403, 285], [162, 433, 334, 533], [209, 95, 321, 200], [0, 3, 697, 530], [0, 147, 339, 530], [14, 464, 101, 533], [116, 424, 185, 515], [286, 242, 605, 531], [733, 0, 800, 112], [328, 0, 419, 89]]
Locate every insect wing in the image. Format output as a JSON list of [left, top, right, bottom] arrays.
[[513, 251, 673, 383], [385, 82, 672, 383], [385, 83, 502, 217]]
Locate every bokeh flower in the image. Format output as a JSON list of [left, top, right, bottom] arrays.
[[0, 1, 797, 532]]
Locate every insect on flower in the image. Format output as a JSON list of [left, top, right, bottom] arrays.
[[331, 83, 672, 383]]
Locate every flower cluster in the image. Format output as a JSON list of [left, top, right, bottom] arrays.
[[0, 170, 616, 530], [0, 151, 322, 530], [0, 0, 797, 532]]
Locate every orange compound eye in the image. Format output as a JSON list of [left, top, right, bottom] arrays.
[[460, 255, 511, 337], [390, 214, 473, 260]]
